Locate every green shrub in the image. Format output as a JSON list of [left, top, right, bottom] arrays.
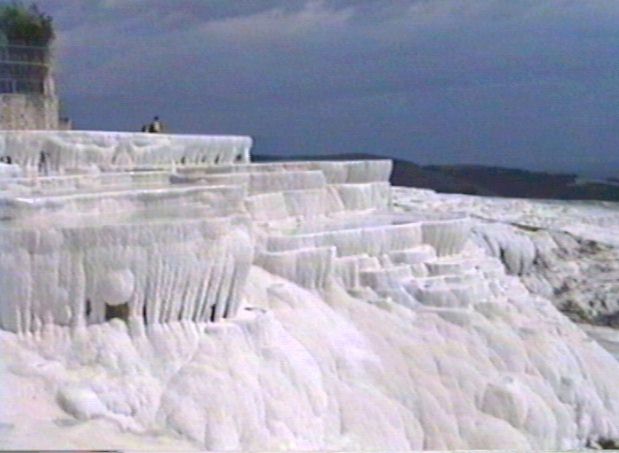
[[0, 1, 54, 46]]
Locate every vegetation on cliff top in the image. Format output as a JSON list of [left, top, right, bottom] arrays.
[[0, 1, 54, 46]]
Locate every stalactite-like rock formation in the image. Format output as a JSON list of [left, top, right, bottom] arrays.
[[2, 131, 619, 451], [0, 131, 501, 332]]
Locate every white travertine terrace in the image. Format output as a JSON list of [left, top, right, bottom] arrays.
[[0, 131, 405, 332], [0, 129, 562, 330], [0, 130, 252, 172], [1, 171, 171, 192], [182, 160, 393, 184], [2, 131, 619, 451]]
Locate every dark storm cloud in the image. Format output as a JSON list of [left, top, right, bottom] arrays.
[[32, 0, 619, 176]]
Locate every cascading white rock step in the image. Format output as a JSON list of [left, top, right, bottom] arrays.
[[1, 184, 246, 222], [4, 131, 619, 452], [255, 246, 335, 290], [1, 171, 171, 193], [359, 265, 414, 290], [0, 131, 252, 171], [421, 217, 471, 257], [0, 130, 485, 333], [179, 159, 392, 184], [266, 222, 424, 257], [0, 215, 254, 332]]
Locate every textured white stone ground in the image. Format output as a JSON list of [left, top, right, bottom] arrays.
[[394, 187, 619, 323], [1, 187, 619, 451]]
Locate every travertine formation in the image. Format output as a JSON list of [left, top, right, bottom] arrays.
[[2, 131, 619, 451], [0, 131, 477, 333], [0, 130, 252, 172]]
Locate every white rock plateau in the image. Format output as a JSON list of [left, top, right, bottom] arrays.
[[0, 131, 618, 451]]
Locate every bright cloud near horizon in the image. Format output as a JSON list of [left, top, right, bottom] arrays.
[[33, 0, 619, 177]]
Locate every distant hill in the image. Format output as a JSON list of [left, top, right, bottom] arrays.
[[254, 153, 619, 202], [426, 164, 619, 201]]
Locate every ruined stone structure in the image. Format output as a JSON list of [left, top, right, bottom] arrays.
[[0, 43, 63, 129]]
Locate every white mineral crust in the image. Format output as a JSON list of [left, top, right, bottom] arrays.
[[0, 131, 618, 451]]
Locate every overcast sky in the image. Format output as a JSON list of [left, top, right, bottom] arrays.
[[33, 0, 619, 177]]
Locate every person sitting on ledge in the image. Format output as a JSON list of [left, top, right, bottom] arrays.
[[148, 116, 163, 133]]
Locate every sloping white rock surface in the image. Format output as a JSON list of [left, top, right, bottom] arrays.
[[394, 187, 619, 324], [1, 132, 619, 450], [2, 264, 619, 450]]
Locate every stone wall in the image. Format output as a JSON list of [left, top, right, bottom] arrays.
[[0, 93, 59, 130]]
